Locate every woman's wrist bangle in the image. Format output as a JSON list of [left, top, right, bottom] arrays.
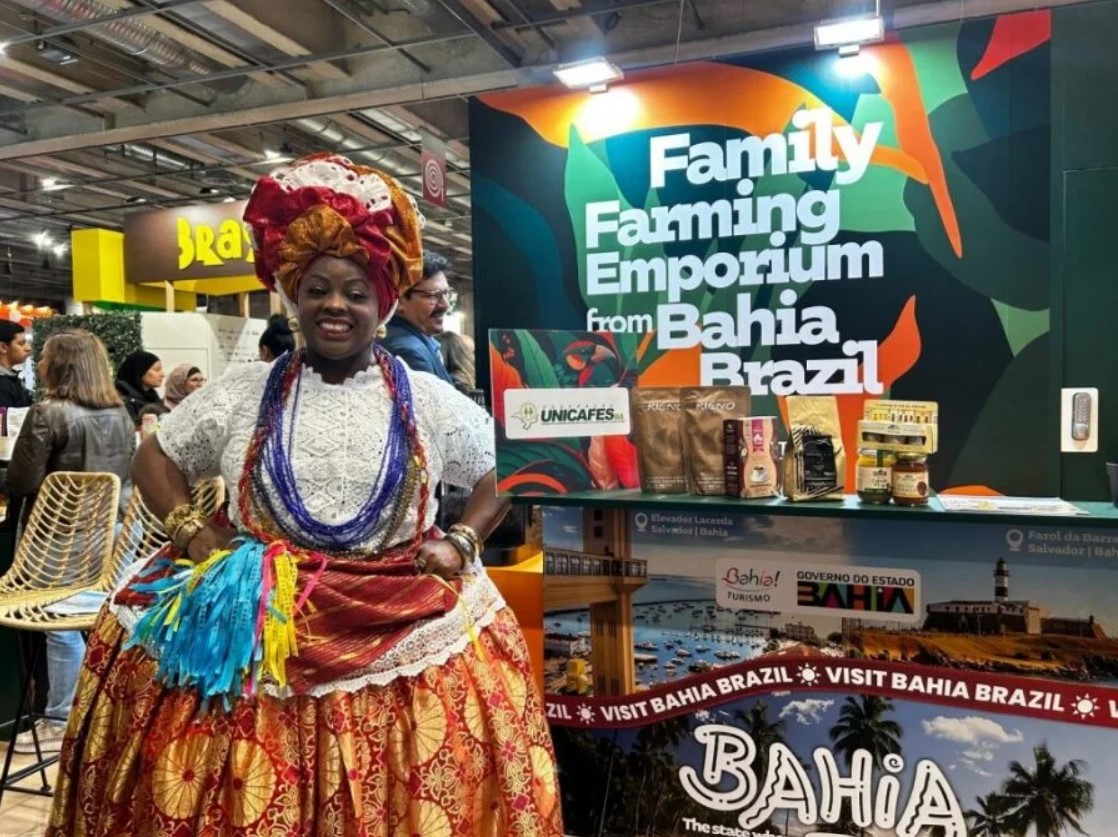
[[172, 518, 207, 552], [443, 532, 476, 567], [164, 502, 208, 551], [448, 523, 482, 558]]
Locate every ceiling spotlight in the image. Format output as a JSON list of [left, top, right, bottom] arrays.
[[199, 186, 221, 196], [814, 13, 885, 51], [0, 42, 8, 57], [41, 177, 66, 191], [32, 231, 52, 248], [221, 196, 236, 203], [124, 196, 148, 205], [52, 243, 67, 259], [553, 58, 624, 92]]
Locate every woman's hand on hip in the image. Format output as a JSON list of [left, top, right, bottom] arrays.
[[415, 539, 466, 580], [186, 523, 237, 563]]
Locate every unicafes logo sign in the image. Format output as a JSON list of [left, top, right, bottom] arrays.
[[504, 387, 631, 440], [681, 725, 965, 835]]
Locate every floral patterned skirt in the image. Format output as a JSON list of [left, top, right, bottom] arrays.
[[46, 606, 563, 836]]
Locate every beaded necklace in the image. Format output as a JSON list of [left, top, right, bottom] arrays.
[[237, 347, 430, 554]]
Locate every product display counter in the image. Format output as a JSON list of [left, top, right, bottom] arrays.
[[512, 490, 1118, 527]]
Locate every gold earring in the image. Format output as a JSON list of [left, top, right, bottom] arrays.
[[375, 323, 388, 339], [287, 317, 300, 333]]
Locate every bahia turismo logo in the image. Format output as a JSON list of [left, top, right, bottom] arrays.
[[716, 563, 784, 608], [504, 387, 632, 440]]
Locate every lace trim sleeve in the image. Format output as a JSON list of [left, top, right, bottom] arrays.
[[412, 372, 495, 489], [157, 361, 267, 483]]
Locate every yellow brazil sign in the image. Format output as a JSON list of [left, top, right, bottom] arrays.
[[124, 200, 256, 284], [177, 216, 255, 271]]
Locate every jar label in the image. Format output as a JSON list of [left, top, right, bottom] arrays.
[[892, 470, 929, 498], [856, 465, 892, 491]]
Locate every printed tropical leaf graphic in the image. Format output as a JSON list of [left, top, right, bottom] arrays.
[[518, 331, 561, 388]]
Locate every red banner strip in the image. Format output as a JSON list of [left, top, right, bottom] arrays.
[[546, 657, 1118, 730]]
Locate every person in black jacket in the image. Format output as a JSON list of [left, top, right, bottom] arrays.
[[114, 350, 164, 426], [0, 321, 33, 409]]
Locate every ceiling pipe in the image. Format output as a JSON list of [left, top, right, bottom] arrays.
[[8, 0, 246, 92], [116, 142, 194, 172]]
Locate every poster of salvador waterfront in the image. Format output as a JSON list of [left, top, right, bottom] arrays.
[[542, 508, 1118, 837]]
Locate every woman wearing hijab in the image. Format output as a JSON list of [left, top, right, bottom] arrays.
[[114, 350, 164, 424], [162, 364, 205, 409], [48, 154, 562, 836]]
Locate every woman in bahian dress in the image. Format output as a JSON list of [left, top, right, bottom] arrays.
[[47, 153, 563, 836]]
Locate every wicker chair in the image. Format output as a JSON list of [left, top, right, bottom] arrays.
[[0, 471, 120, 804], [103, 478, 226, 591]]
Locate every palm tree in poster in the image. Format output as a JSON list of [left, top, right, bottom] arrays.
[[828, 695, 904, 769], [827, 695, 904, 837], [735, 701, 788, 778], [630, 714, 691, 835], [1002, 744, 1094, 837], [965, 792, 1016, 837], [732, 701, 789, 834]]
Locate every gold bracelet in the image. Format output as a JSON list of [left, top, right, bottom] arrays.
[[172, 517, 208, 553], [164, 503, 207, 549], [448, 523, 481, 558], [164, 502, 203, 536]]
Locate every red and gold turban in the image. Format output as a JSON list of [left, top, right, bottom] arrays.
[[243, 153, 424, 322]]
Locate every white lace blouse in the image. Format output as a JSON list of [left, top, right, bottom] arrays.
[[114, 356, 505, 696], [157, 356, 495, 552]]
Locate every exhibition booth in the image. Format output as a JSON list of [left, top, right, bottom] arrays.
[[469, 4, 1118, 834]]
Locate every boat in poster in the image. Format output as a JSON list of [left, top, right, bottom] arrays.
[[542, 509, 1118, 836]]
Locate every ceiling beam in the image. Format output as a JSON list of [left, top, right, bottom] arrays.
[[0, 0, 206, 47], [0, 81, 38, 103], [203, 0, 351, 81], [147, 138, 261, 183], [0, 0, 1085, 161], [0, 55, 137, 112], [94, 0, 287, 87], [13, 156, 184, 199], [434, 0, 525, 67], [491, 0, 674, 29]]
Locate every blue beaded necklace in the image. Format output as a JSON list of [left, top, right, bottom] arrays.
[[248, 347, 417, 552]]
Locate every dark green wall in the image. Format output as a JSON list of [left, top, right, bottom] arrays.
[[1054, 0, 1118, 499]]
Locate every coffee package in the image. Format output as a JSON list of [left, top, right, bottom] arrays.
[[724, 416, 779, 499], [783, 395, 845, 501], [630, 387, 686, 494], [682, 387, 751, 495]]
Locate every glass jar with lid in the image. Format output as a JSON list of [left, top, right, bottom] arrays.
[[856, 448, 894, 505], [892, 453, 930, 507]]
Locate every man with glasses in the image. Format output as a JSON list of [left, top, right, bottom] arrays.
[[379, 250, 457, 384]]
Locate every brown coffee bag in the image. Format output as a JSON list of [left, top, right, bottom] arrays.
[[630, 387, 686, 494], [782, 395, 845, 501], [682, 387, 751, 495]]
